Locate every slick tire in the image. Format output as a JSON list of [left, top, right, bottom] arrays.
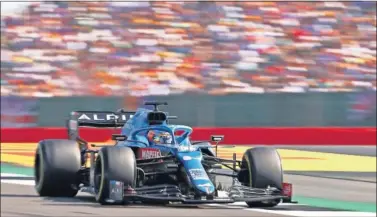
[[34, 139, 81, 197], [238, 147, 283, 208], [94, 146, 137, 205]]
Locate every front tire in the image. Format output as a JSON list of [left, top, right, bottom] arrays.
[[94, 146, 137, 205], [34, 139, 81, 197], [238, 147, 283, 208]]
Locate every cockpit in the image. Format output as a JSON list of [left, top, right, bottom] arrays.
[[120, 102, 194, 149], [131, 125, 193, 147], [147, 129, 173, 145]]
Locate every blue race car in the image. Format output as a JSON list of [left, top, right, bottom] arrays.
[[34, 102, 294, 207]]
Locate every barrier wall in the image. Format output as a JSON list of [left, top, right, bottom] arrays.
[[28, 92, 376, 127], [1, 127, 375, 145]]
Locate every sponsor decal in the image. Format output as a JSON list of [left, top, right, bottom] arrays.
[[138, 148, 162, 159], [198, 183, 212, 187], [77, 113, 134, 122], [189, 169, 210, 180], [183, 156, 192, 161], [198, 183, 212, 194]]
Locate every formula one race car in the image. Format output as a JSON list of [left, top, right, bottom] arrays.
[[34, 102, 294, 207]]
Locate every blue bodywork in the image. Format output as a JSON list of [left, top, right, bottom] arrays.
[[116, 108, 216, 195]]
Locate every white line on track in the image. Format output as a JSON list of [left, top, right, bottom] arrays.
[[1, 173, 34, 186], [245, 209, 377, 217], [1, 173, 30, 177], [1, 179, 34, 186], [207, 202, 377, 216], [225, 201, 305, 206]]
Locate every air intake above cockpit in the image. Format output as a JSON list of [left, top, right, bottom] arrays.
[[147, 111, 167, 125]]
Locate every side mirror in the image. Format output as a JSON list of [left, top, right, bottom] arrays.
[[112, 134, 127, 141], [211, 135, 224, 142]]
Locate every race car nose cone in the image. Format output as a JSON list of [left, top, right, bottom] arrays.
[[196, 182, 215, 195]]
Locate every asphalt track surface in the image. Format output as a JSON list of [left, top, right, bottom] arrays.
[[1, 183, 284, 217], [1, 145, 376, 216], [1, 172, 376, 217]]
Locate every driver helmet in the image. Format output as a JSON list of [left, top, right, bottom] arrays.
[[147, 131, 172, 144]]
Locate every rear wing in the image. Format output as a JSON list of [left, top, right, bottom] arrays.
[[67, 110, 135, 142]]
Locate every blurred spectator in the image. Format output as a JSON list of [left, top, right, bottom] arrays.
[[1, 1, 376, 97]]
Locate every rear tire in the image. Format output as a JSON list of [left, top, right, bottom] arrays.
[[94, 146, 137, 205], [238, 147, 283, 208], [34, 139, 81, 197]]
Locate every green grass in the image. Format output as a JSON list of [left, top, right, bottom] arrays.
[[1, 163, 34, 176], [294, 196, 376, 213]]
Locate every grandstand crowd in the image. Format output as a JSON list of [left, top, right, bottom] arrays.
[[1, 1, 376, 97]]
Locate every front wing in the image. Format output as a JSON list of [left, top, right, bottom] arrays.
[[102, 182, 290, 205]]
